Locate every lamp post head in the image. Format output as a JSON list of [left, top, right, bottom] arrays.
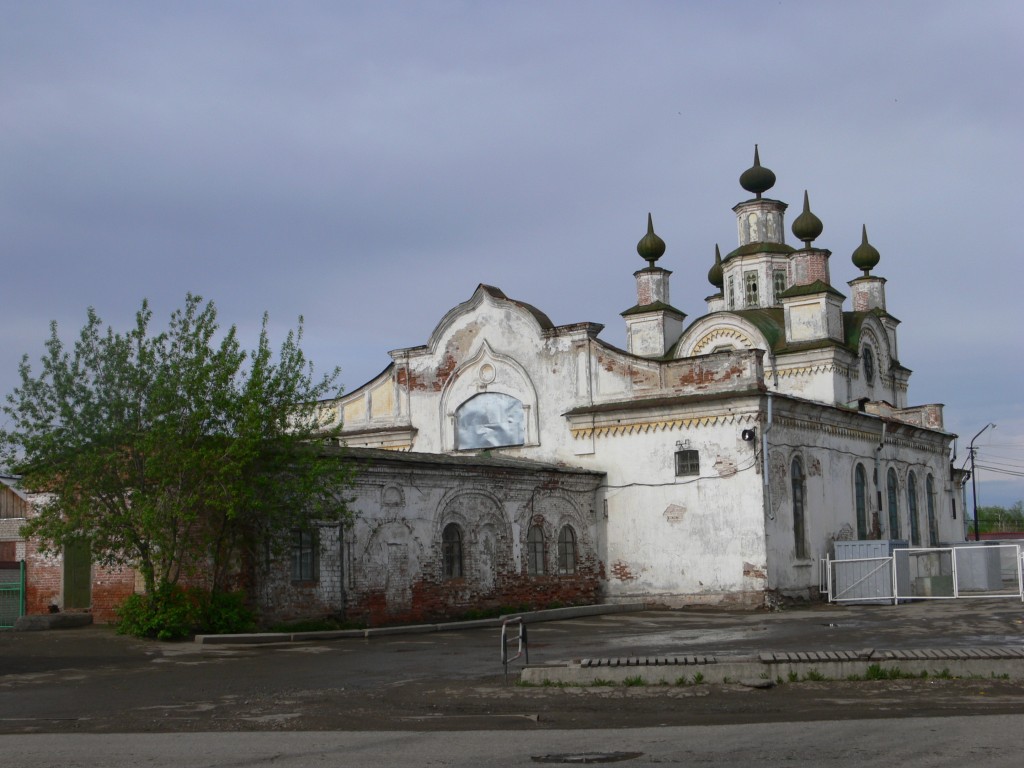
[[970, 422, 996, 448]]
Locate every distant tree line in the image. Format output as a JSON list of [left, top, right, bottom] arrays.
[[972, 501, 1024, 533]]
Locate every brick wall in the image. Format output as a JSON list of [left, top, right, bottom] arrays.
[[22, 534, 138, 623], [260, 451, 606, 628]]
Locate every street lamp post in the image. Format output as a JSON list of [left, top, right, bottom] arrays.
[[969, 423, 996, 541]]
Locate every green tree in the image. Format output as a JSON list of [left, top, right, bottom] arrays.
[[0, 295, 352, 603], [975, 502, 1024, 533]]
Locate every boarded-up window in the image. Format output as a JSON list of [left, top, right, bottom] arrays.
[[455, 393, 525, 450]]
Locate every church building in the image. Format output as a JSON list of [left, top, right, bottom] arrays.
[[291, 149, 963, 624]]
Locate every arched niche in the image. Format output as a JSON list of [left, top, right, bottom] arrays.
[[439, 342, 539, 452]]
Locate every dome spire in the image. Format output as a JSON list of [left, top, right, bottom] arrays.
[[851, 224, 881, 275], [636, 212, 666, 267], [707, 244, 723, 289], [739, 144, 776, 199], [791, 190, 823, 247]]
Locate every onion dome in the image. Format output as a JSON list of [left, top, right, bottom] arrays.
[[707, 244, 723, 289], [739, 144, 776, 199], [791, 190, 823, 246], [852, 224, 881, 275], [636, 212, 666, 267]]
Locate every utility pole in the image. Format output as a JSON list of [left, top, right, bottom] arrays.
[[969, 423, 996, 541]]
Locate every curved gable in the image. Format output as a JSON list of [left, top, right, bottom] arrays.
[[422, 284, 554, 357], [672, 311, 778, 359]]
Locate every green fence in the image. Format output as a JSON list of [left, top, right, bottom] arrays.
[[0, 561, 26, 628]]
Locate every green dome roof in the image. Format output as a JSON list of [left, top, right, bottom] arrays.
[[707, 244, 723, 289], [852, 224, 881, 275], [739, 145, 776, 198], [792, 190, 823, 246], [637, 213, 666, 266]]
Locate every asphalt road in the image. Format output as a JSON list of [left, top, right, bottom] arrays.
[[4, 716, 1024, 768], [2, 600, 1024, 736]]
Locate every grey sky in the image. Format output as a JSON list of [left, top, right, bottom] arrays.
[[2, 1, 1022, 505]]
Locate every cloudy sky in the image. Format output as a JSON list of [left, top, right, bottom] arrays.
[[2, 1, 1022, 506]]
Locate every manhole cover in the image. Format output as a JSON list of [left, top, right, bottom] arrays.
[[531, 752, 644, 764]]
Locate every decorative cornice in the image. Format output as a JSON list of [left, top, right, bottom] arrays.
[[571, 412, 755, 440], [691, 327, 755, 354], [774, 362, 851, 379], [772, 414, 942, 451]]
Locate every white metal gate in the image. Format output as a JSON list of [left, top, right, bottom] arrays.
[[823, 544, 1024, 604]]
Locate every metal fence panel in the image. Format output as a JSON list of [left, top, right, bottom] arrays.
[[0, 561, 25, 628], [825, 544, 1024, 604]]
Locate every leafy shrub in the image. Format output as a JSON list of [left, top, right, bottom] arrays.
[[116, 584, 255, 640], [202, 590, 256, 635]]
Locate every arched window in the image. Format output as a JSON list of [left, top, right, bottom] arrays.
[[908, 472, 921, 546], [791, 457, 807, 559], [854, 463, 868, 540], [887, 468, 900, 539], [527, 525, 545, 576], [926, 474, 939, 546], [557, 526, 577, 575], [862, 346, 875, 385], [442, 523, 463, 579]]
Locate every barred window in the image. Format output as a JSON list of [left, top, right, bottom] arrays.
[[442, 523, 463, 579], [887, 468, 901, 539], [527, 525, 545, 576], [908, 472, 921, 546], [773, 269, 787, 302], [926, 474, 939, 546], [291, 529, 318, 582], [675, 449, 700, 477], [744, 271, 759, 307], [557, 526, 577, 575], [792, 458, 806, 559], [854, 463, 868, 540]]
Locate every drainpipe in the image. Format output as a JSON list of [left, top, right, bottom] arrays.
[[874, 420, 887, 538], [762, 391, 774, 521], [762, 351, 778, 521]]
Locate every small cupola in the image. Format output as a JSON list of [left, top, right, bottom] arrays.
[[733, 147, 788, 247], [637, 212, 666, 267], [739, 144, 777, 199], [707, 244, 724, 291], [792, 190, 824, 247], [780, 191, 845, 344], [848, 225, 888, 313], [622, 214, 685, 358], [788, 191, 832, 287], [852, 224, 881, 275]]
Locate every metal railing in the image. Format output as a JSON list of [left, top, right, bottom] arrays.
[[500, 616, 528, 683]]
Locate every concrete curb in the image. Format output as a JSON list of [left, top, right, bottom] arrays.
[[520, 647, 1024, 685], [194, 602, 647, 645], [12, 612, 94, 632]]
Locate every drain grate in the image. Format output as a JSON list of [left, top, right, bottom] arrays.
[[579, 656, 716, 668], [532, 752, 644, 764]]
